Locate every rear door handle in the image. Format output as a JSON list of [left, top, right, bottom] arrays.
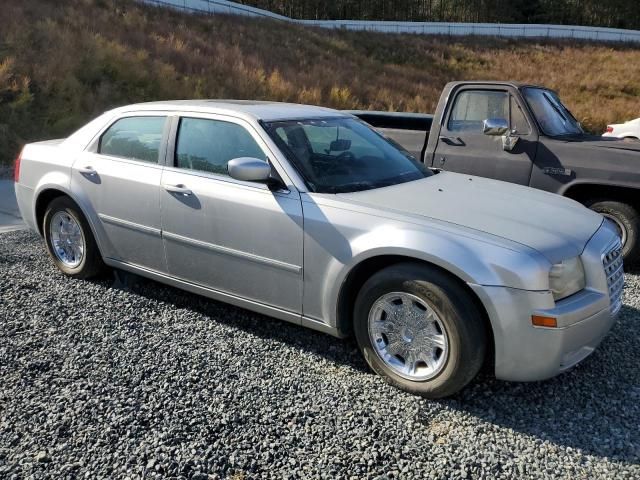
[[78, 166, 97, 175], [163, 184, 192, 196]]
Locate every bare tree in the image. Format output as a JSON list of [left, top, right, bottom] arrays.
[[235, 0, 640, 28]]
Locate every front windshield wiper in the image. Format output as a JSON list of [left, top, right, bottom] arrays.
[[323, 182, 378, 193], [323, 172, 426, 194], [543, 92, 569, 123]]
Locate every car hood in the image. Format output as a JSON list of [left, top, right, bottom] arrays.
[[337, 172, 603, 263]]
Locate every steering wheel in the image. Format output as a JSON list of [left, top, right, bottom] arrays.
[[336, 151, 356, 162]]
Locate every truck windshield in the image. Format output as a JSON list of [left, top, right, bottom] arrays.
[[264, 117, 431, 193], [522, 87, 583, 136]]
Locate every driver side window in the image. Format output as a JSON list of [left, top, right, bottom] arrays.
[[175, 117, 266, 176], [448, 90, 508, 133]]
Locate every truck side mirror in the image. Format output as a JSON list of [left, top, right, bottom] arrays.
[[483, 118, 519, 152], [502, 135, 519, 152], [483, 118, 509, 136]]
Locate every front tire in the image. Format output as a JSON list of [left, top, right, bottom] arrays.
[[353, 263, 487, 398], [43, 196, 105, 278], [586, 199, 639, 265]]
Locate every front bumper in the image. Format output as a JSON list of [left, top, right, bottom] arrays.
[[470, 222, 623, 382], [470, 285, 617, 381]]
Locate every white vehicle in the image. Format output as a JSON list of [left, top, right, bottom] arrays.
[[603, 118, 640, 140]]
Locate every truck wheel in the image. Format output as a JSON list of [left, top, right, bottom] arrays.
[[353, 263, 487, 398], [43, 196, 106, 278], [586, 200, 639, 265]]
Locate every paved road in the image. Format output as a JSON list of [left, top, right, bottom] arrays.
[[0, 179, 25, 233]]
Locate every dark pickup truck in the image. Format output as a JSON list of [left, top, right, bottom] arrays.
[[350, 81, 640, 263]]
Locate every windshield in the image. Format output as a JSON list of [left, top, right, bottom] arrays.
[[264, 117, 431, 193], [522, 87, 583, 136]]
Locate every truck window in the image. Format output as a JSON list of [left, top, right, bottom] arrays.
[[510, 96, 531, 135], [522, 87, 583, 136], [448, 91, 508, 133]]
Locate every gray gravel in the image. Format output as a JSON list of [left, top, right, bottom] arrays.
[[1, 229, 639, 479]]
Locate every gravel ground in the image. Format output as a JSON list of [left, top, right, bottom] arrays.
[[1, 229, 639, 480]]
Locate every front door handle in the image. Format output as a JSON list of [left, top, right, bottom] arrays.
[[78, 166, 97, 175], [163, 184, 193, 196], [439, 136, 462, 145]]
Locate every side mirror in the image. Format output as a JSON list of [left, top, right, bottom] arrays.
[[227, 157, 271, 183], [483, 118, 509, 136]]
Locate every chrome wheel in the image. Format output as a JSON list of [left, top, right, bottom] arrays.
[[602, 213, 627, 247], [49, 211, 85, 268], [368, 292, 449, 381]]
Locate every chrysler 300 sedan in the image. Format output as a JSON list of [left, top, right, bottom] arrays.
[[14, 101, 624, 397]]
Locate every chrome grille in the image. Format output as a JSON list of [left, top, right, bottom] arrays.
[[603, 240, 624, 315]]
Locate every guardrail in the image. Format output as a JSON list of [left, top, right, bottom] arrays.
[[299, 20, 640, 43], [141, 0, 640, 43], [140, 0, 288, 19]]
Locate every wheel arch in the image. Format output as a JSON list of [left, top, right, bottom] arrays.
[[34, 188, 106, 260], [562, 182, 640, 210], [335, 255, 495, 364], [35, 188, 68, 235]]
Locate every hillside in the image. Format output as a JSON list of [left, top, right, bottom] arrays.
[[2, 0, 640, 167]]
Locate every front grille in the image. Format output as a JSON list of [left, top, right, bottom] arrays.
[[603, 240, 624, 315]]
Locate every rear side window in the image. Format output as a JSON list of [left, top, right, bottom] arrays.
[[99, 116, 166, 163], [448, 90, 508, 133], [175, 117, 266, 176]]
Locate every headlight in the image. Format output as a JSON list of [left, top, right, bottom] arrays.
[[549, 256, 586, 301]]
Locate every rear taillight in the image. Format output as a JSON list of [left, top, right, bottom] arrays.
[[14, 149, 22, 183], [606, 126, 614, 133]]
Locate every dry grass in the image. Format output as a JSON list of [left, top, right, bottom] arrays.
[[1, 0, 640, 165]]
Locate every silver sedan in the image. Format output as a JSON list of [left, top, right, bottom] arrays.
[[14, 101, 623, 397]]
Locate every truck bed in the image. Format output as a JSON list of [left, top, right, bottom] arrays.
[[345, 110, 432, 160]]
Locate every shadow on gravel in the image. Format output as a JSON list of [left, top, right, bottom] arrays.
[[625, 264, 640, 275], [102, 271, 371, 374], [117, 269, 640, 464], [431, 303, 640, 464]]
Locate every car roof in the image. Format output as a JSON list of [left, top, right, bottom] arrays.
[[115, 100, 347, 122]]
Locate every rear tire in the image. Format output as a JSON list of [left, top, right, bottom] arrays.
[[353, 263, 487, 398], [586, 199, 639, 265], [43, 196, 106, 278]]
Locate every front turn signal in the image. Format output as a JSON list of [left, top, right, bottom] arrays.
[[531, 315, 557, 328]]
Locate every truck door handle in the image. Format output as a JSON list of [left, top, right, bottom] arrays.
[[439, 136, 461, 145], [78, 166, 97, 175], [163, 184, 192, 196]]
